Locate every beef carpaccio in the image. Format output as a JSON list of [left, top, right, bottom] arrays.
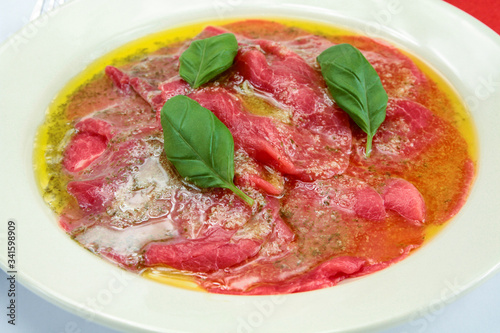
[[35, 19, 476, 294]]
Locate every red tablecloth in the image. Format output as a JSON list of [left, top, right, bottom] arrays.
[[444, 0, 500, 34]]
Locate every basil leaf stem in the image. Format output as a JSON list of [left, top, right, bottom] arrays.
[[161, 95, 254, 206], [179, 33, 238, 89], [317, 43, 388, 157]]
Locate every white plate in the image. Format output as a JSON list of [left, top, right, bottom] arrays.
[[1, 0, 500, 332]]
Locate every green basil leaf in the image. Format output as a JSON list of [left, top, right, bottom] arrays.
[[160, 95, 254, 206], [317, 43, 388, 157], [179, 33, 238, 89]]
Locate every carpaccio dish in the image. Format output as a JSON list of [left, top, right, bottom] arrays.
[[35, 19, 476, 294]]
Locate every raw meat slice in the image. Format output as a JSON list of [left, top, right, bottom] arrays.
[[159, 76, 190, 102], [105, 65, 131, 92], [63, 133, 108, 173], [354, 187, 387, 221], [74, 118, 114, 139], [144, 228, 262, 273], [62, 118, 114, 173], [67, 177, 117, 213], [106, 65, 166, 114], [129, 77, 165, 113], [221, 256, 366, 295], [382, 178, 426, 224]]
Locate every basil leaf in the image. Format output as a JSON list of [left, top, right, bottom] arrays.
[[179, 33, 238, 89], [160, 95, 254, 206], [317, 43, 388, 157]]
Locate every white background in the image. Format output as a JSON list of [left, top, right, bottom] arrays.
[[1, 0, 500, 332]]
